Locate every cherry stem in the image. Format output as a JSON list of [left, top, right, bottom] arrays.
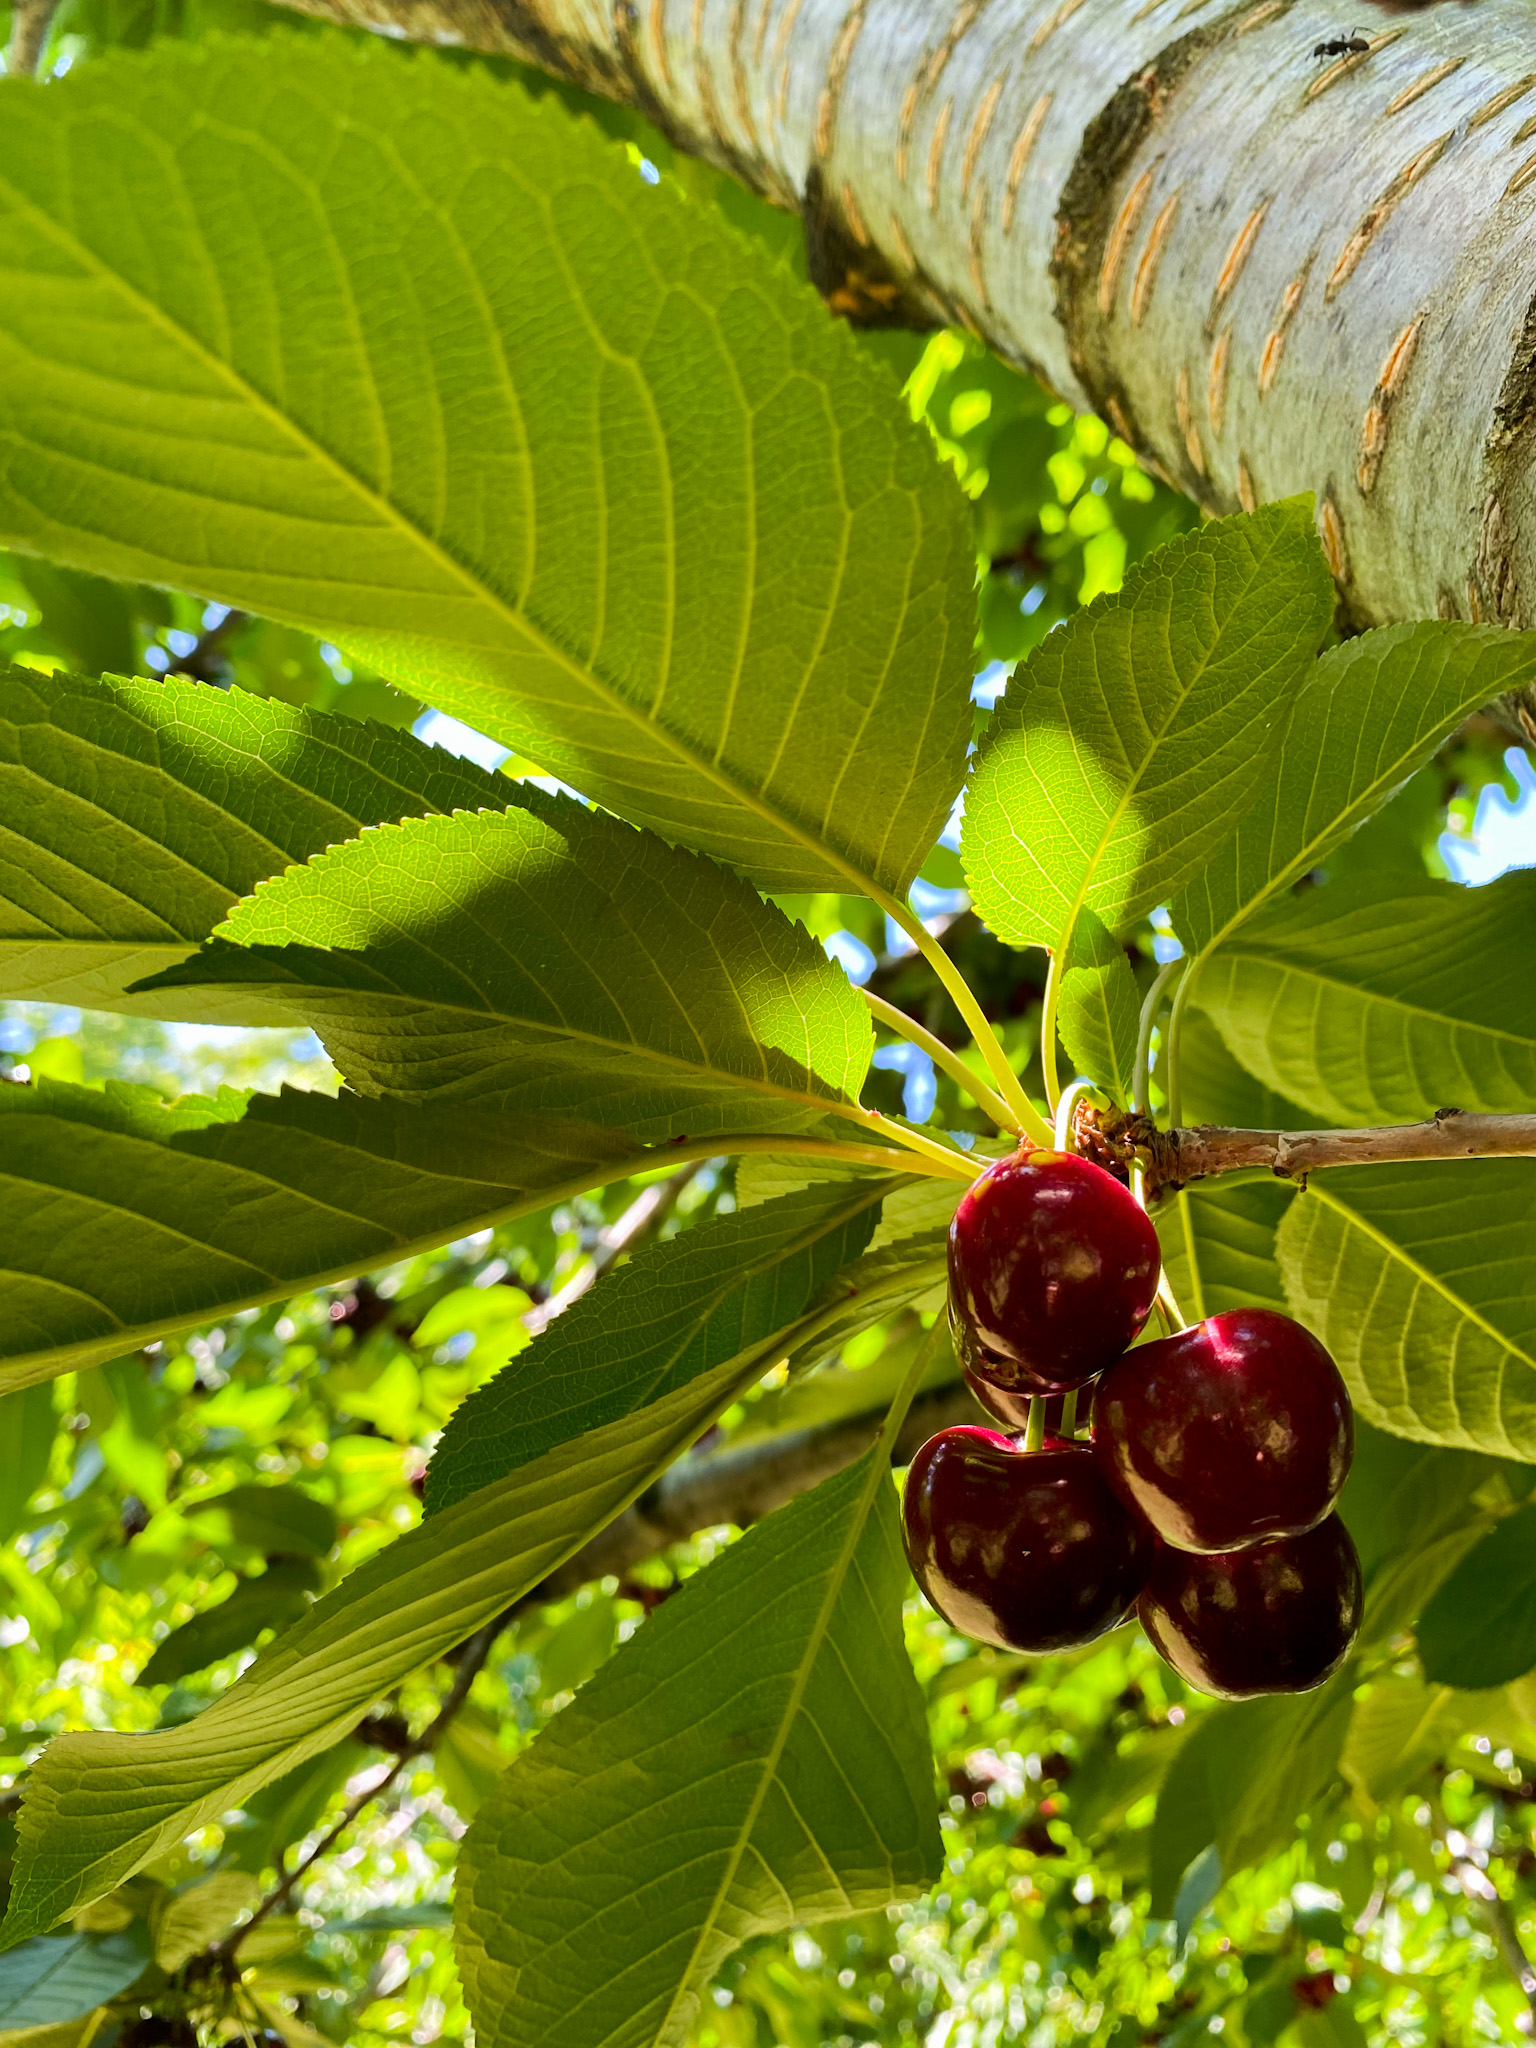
[[1133, 958, 1185, 1116], [861, 990, 1018, 1132], [1059, 1388, 1078, 1439], [1156, 1273, 1189, 1332], [1053, 1077, 1098, 1153], [1024, 1397, 1046, 1454]]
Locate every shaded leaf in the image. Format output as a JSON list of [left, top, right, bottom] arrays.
[[0, 1078, 640, 1392], [0, 665, 504, 1016], [1198, 870, 1536, 1123], [0, 1385, 57, 1543], [1172, 620, 1536, 960], [0, 40, 973, 895], [136, 1560, 323, 1688], [1343, 1676, 1516, 1803], [138, 799, 872, 1143], [1278, 1162, 1536, 1458], [152, 1871, 261, 1971], [184, 1484, 337, 1560], [426, 1181, 886, 1513], [0, 1928, 150, 2028], [963, 501, 1333, 951], [1418, 1506, 1536, 1688], [455, 1449, 940, 2048]]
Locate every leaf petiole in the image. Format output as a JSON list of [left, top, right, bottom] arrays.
[[862, 989, 1017, 1132], [1133, 957, 1186, 1116]]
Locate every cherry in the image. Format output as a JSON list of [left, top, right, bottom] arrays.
[[955, 1329, 1033, 1430], [1092, 1308, 1352, 1553], [948, 1150, 1160, 1398], [1138, 1515, 1362, 1700], [902, 1425, 1153, 1654]]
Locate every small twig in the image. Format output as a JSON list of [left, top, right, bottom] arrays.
[[6, 0, 58, 74], [218, 1614, 503, 1959], [522, 1159, 704, 1336], [167, 609, 247, 686], [1093, 1106, 1536, 1198]]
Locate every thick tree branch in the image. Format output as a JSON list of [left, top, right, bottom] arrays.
[[5, 0, 57, 75], [1101, 1106, 1536, 1196], [269, 0, 1536, 701]]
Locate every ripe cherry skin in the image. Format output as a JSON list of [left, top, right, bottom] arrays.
[[1092, 1308, 1353, 1552], [948, 1150, 1162, 1398], [902, 1425, 1154, 1654], [1138, 1515, 1363, 1700]]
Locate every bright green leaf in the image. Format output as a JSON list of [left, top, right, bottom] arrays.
[[0, 1384, 56, 1542], [0, 40, 973, 896], [1278, 1162, 1536, 1458], [1343, 1676, 1516, 1803], [1056, 909, 1140, 1103], [963, 501, 1333, 951], [136, 798, 872, 1143], [0, 665, 505, 1017], [427, 1181, 885, 1513], [0, 1077, 639, 1392], [1197, 870, 1536, 1123], [455, 1449, 940, 2048]]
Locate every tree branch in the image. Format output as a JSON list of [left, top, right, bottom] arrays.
[[5, 0, 57, 75], [266, 0, 1536, 686], [219, 1612, 503, 1959], [1103, 1106, 1536, 1197], [522, 1158, 705, 1336]]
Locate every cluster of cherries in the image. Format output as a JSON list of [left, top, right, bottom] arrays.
[[902, 1149, 1362, 1700]]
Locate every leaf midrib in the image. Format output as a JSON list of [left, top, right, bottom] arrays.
[[1311, 1182, 1536, 1374], [0, 165, 889, 903], [650, 1441, 893, 2044], [1217, 949, 1536, 1054]]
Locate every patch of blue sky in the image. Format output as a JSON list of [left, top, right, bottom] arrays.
[[1440, 747, 1536, 884], [871, 1040, 937, 1123]]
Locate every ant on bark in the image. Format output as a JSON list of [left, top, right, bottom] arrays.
[[1312, 27, 1370, 54]]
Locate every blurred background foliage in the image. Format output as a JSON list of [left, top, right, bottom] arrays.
[[2, 3, 1536, 2044]]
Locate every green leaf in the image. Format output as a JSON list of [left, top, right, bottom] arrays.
[[136, 1560, 323, 1687], [455, 1448, 940, 2048], [184, 1483, 337, 1560], [136, 798, 872, 1143], [0, 39, 973, 897], [0, 1077, 641, 1392], [4, 1252, 906, 1937], [1196, 871, 1536, 1124], [0, 665, 506, 1016], [0, 1928, 150, 2028], [1343, 1676, 1516, 1802], [1417, 1506, 1536, 1687], [0, 1384, 56, 1542], [1148, 1680, 1354, 1916], [152, 1871, 262, 1971], [10, 1392, 763, 1934], [962, 501, 1334, 952], [1173, 620, 1536, 962], [426, 1181, 886, 1514], [1277, 1162, 1536, 1458], [1056, 910, 1140, 1103]]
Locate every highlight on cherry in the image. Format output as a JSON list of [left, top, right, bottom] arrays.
[[903, 1144, 1363, 1700]]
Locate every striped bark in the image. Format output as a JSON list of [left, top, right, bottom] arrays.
[[274, 0, 1536, 722]]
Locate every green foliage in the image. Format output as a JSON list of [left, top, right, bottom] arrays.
[[0, 1078, 633, 1388], [0, 664, 504, 1014], [1198, 869, 1536, 1123], [427, 1182, 887, 1512], [0, 37, 974, 899], [456, 1448, 940, 2048], [963, 500, 1334, 952], [1278, 1162, 1536, 1457], [0, 11, 1530, 2044], [141, 796, 874, 1139]]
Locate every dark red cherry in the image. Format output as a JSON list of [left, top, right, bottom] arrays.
[[1138, 1516, 1362, 1700], [1092, 1308, 1352, 1553], [948, 1150, 1160, 1398], [954, 1320, 1034, 1429], [902, 1425, 1153, 1654]]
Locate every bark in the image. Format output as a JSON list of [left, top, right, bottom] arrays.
[[270, 0, 1536, 728], [1114, 1105, 1536, 1193]]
